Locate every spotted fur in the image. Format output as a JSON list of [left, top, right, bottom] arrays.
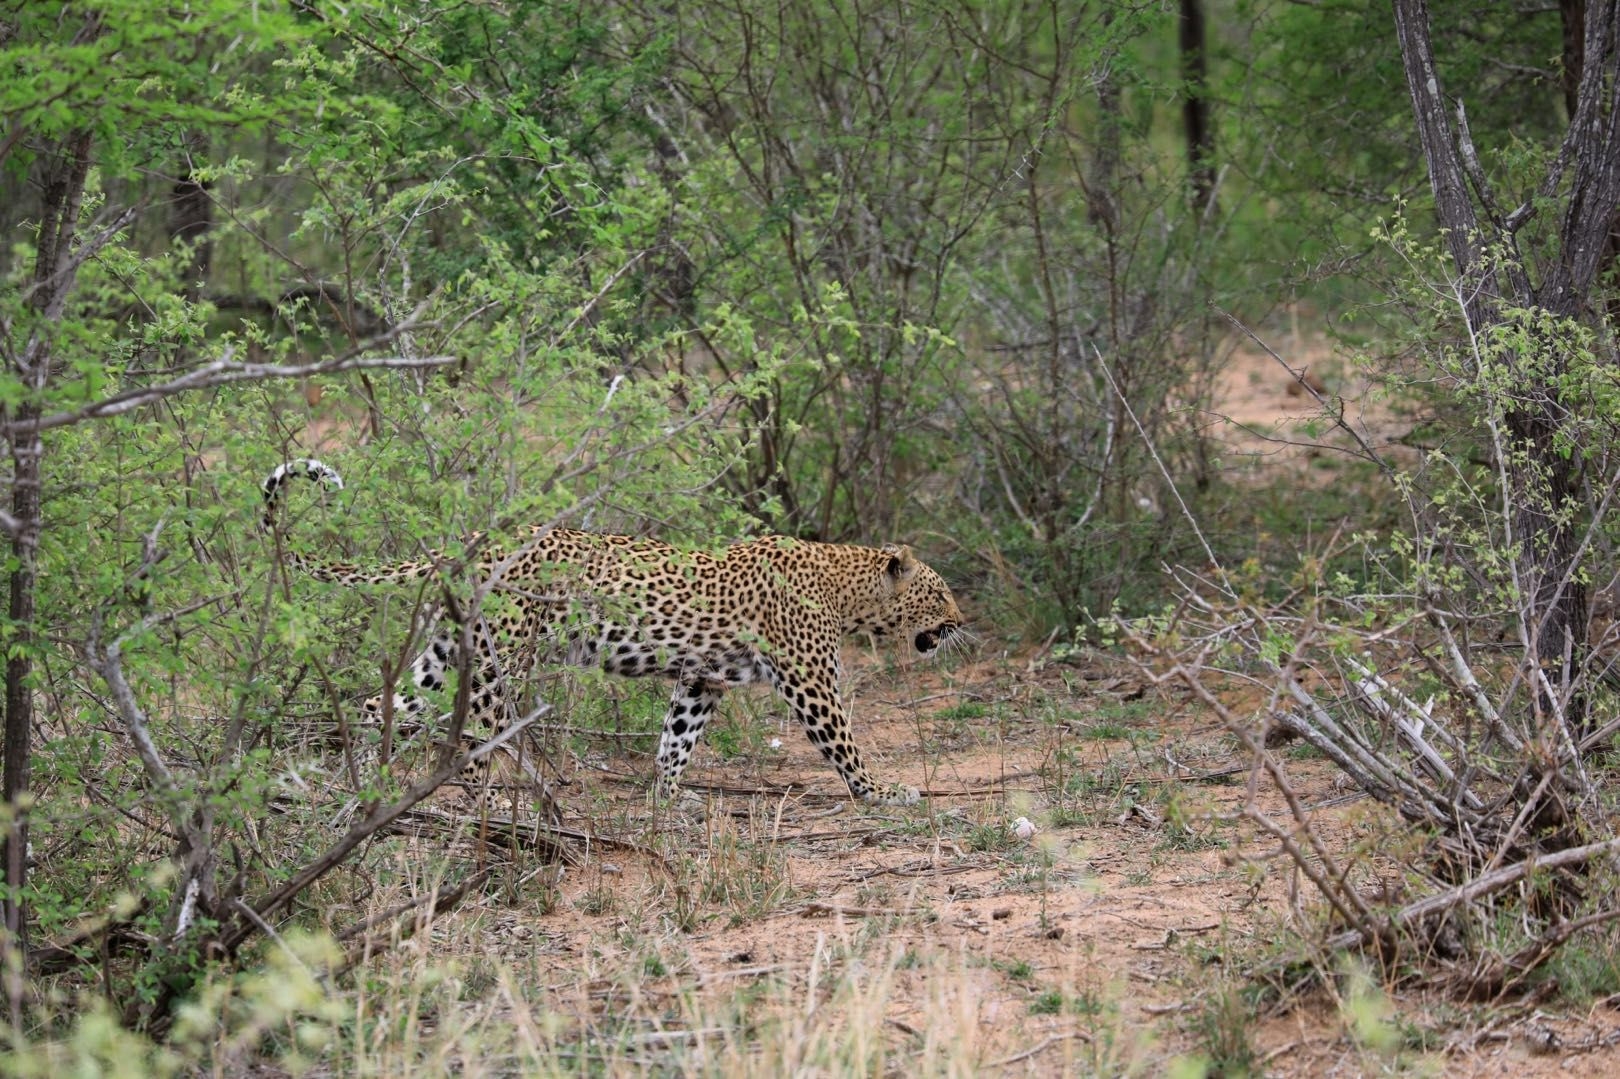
[[263, 460, 965, 805]]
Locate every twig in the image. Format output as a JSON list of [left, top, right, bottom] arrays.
[[388, 807, 573, 859], [618, 1028, 729, 1047], [1259, 1040, 1300, 1066], [988, 1030, 1091, 1067], [1097, 346, 1232, 598], [533, 721, 660, 740], [1278, 675, 1434, 810], [920, 786, 1038, 799], [232, 899, 327, 987], [872, 691, 971, 707], [558, 251, 645, 340], [1411, 619, 1523, 761], [1150, 652, 1377, 937], [26, 898, 153, 974], [17, 206, 139, 309], [1216, 308, 1396, 479], [334, 870, 490, 976], [1499, 904, 1620, 985], [799, 902, 928, 919], [334, 872, 487, 944]]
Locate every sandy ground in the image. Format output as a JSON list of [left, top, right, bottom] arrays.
[[372, 634, 1620, 1076]]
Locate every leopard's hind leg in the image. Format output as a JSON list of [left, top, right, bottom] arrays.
[[655, 680, 722, 799]]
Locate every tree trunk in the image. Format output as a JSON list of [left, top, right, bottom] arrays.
[[1391, 0, 1620, 739], [2, 129, 92, 974], [168, 134, 213, 303], [1558, 0, 1620, 326], [2, 400, 39, 956], [1180, 0, 1215, 212]]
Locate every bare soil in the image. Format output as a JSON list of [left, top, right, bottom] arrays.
[[377, 640, 1620, 1076]]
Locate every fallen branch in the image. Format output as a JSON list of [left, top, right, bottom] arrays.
[[1320, 834, 1620, 954], [987, 1030, 1093, 1066], [388, 806, 573, 859], [800, 902, 930, 920], [1347, 658, 1484, 810]]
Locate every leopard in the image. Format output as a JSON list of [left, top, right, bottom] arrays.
[[262, 459, 966, 805]]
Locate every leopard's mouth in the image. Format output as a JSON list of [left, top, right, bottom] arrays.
[[914, 623, 959, 655]]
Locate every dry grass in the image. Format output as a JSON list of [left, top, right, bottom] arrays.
[[13, 645, 1620, 1076]]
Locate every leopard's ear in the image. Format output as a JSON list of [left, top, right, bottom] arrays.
[[882, 543, 919, 587]]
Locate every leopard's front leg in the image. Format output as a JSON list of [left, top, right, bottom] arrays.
[[775, 668, 919, 806]]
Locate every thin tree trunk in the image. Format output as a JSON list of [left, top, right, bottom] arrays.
[[2, 130, 92, 987], [0, 392, 33, 1028], [168, 134, 213, 303], [2, 401, 39, 951], [1180, 0, 1215, 212]]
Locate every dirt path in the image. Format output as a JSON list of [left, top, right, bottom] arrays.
[[366, 646, 1620, 1075]]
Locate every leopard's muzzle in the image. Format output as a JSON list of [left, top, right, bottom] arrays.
[[914, 623, 960, 656]]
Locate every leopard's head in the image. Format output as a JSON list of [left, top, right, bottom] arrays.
[[853, 544, 965, 658]]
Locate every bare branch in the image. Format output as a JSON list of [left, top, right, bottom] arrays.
[[82, 629, 183, 829], [1347, 657, 1484, 810], [558, 250, 646, 342], [1424, 604, 1525, 754], [1452, 99, 1504, 230], [16, 206, 139, 312], [216, 703, 548, 956], [1097, 346, 1232, 599], [1151, 651, 1377, 937], [3, 347, 454, 437], [1320, 834, 1620, 954], [333, 869, 490, 977]]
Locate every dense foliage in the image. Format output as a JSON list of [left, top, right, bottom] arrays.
[[2, 0, 1615, 1064]]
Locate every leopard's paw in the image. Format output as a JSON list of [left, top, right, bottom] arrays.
[[863, 784, 921, 807]]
